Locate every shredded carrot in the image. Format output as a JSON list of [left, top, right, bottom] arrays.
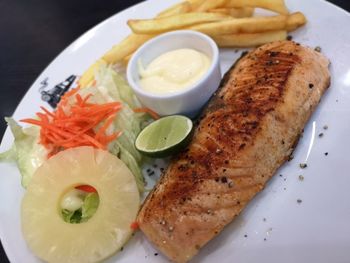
[[75, 185, 97, 193], [130, 221, 139, 231], [60, 88, 79, 106], [75, 94, 84, 105], [82, 94, 93, 105], [40, 106, 55, 118], [95, 114, 116, 141], [21, 89, 122, 157], [133, 107, 160, 120]]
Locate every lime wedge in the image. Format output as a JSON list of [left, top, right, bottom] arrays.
[[135, 115, 193, 158]]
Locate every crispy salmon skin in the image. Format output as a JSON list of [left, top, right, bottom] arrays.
[[137, 41, 330, 263]]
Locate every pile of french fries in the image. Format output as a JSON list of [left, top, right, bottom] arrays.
[[79, 0, 306, 87]]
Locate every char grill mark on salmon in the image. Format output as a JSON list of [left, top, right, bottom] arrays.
[[137, 41, 330, 263]]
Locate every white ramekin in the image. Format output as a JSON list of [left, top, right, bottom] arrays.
[[126, 30, 221, 117]]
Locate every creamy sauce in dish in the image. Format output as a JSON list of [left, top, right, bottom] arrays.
[[138, 48, 211, 94]]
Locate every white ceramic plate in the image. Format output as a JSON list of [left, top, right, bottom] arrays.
[[1, 0, 350, 262]]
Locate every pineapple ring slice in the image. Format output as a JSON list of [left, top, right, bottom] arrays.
[[21, 146, 140, 263]]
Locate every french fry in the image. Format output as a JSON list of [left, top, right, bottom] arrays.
[[157, 1, 191, 18], [127, 13, 231, 34], [79, 59, 106, 88], [212, 30, 287, 47], [95, 0, 304, 67], [102, 34, 154, 64], [286, 12, 307, 31], [209, 7, 254, 18], [187, 0, 205, 10], [196, 0, 228, 12], [122, 53, 133, 66], [225, 0, 288, 15], [189, 15, 288, 35]]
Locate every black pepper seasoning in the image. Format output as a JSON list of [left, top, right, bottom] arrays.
[[287, 35, 293, 40], [297, 199, 302, 204], [324, 152, 329, 156], [300, 163, 307, 169], [314, 46, 322, 52]]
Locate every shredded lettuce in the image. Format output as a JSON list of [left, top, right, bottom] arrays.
[[0, 145, 16, 161], [81, 193, 99, 221], [80, 65, 150, 192], [1, 66, 149, 192], [62, 209, 82, 224], [61, 192, 99, 224], [0, 118, 48, 188]]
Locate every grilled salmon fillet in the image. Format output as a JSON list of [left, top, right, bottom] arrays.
[[137, 41, 330, 262]]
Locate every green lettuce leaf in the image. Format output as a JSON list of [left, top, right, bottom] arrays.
[[62, 209, 83, 224], [81, 192, 99, 222], [0, 145, 16, 161], [62, 209, 75, 223], [1, 118, 48, 188], [61, 192, 99, 224]]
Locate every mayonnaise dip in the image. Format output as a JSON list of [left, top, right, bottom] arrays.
[[138, 48, 211, 94]]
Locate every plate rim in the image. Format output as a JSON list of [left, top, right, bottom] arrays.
[[1, 0, 350, 262]]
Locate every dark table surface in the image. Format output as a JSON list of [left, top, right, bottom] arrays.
[[0, 0, 349, 262]]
